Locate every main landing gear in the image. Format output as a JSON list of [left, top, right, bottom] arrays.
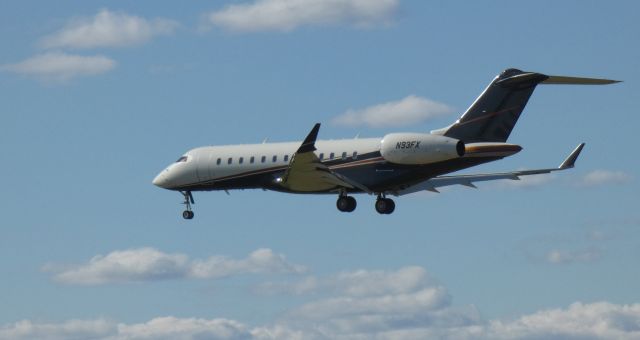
[[375, 194, 395, 215], [335, 193, 396, 214], [181, 191, 195, 220], [336, 194, 357, 212]]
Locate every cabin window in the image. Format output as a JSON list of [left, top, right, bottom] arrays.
[[250, 156, 255, 164], [261, 156, 266, 163], [284, 155, 289, 162], [330, 152, 335, 159], [176, 156, 188, 163], [227, 157, 232, 165], [216, 158, 221, 165], [239, 157, 244, 164], [342, 152, 347, 160], [272, 155, 277, 162], [319, 153, 324, 160], [352, 151, 358, 159]]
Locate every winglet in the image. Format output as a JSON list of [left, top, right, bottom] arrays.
[[559, 143, 586, 169], [297, 123, 321, 153]]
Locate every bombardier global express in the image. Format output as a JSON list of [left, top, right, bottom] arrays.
[[153, 68, 619, 219]]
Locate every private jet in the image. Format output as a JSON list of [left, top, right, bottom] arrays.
[[153, 68, 618, 219]]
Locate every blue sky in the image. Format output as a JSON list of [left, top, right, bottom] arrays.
[[1, 0, 638, 338]]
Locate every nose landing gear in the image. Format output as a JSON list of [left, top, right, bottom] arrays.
[[181, 191, 195, 219]]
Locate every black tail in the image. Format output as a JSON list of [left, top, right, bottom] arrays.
[[436, 68, 619, 143]]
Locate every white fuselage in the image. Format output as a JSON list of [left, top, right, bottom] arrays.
[[153, 138, 382, 191]]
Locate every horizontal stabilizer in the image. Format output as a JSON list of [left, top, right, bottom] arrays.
[[541, 75, 621, 85]]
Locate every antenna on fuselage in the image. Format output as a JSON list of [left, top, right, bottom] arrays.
[[262, 137, 268, 144]]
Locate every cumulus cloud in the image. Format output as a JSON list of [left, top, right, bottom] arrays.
[[44, 248, 305, 285], [545, 247, 602, 264], [259, 266, 430, 296], [203, 0, 399, 32], [332, 95, 453, 128], [0, 52, 115, 81], [6, 263, 640, 339], [4, 303, 640, 339], [487, 302, 640, 339], [40, 9, 179, 49], [492, 174, 555, 190], [579, 170, 632, 187], [117, 317, 251, 340], [0, 317, 251, 340]]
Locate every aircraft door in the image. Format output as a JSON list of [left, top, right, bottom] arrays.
[[195, 152, 210, 182]]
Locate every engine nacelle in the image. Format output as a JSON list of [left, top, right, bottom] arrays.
[[380, 133, 465, 165]]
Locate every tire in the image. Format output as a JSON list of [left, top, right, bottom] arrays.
[[384, 198, 395, 214], [336, 197, 350, 212], [375, 199, 388, 214], [375, 198, 395, 214], [183, 210, 194, 219], [346, 196, 357, 212]]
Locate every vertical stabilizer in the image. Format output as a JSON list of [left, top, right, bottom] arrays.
[[434, 69, 619, 143]]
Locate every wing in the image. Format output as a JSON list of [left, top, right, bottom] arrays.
[[278, 123, 372, 193], [396, 143, 585, 195]]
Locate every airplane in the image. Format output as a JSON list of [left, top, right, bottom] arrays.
[[153, 68, 619, 219]]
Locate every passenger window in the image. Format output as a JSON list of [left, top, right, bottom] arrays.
[[272, 155, 277, 162], [239, 157, 244, 164], [227, 157, 232, 165], [284, 155, 289, 162], [330, 152, 335, 159], [319, 153, 324, 160], [352, 151, 358, 159], [342, 152, 347, 159], [250, 156, 255, 164], [216, 158, 221, 165], [261, 156, 266, 163]]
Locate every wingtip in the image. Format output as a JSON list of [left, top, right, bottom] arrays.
[[559, 143, 586, 169]]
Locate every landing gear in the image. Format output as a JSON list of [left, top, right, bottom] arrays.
[[375, 195, 395, 215], [181, 191, 195, 220], [336, 195, 357, 212], [182, 210, 194, 219]]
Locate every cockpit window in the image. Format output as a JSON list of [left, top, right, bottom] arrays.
[[176, 156, 188, 163]]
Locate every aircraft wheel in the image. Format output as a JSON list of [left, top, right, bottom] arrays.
[[346, 196, 357, 212], [375, 198, 395, 214], [337, 196, 356, 212], [384, 198, 395, 214], [183, 210, 194, 219]]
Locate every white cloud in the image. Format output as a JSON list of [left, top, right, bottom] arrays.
[[259, 266, 430, 296], [492, 174, 555, 190], [44, 248, 305, 285], [487, 302, 640, 339], [0, 319, 115, 340], [4, 275, 640, 340], [117, 317, 251, 340], [545, 247, 602, 264], [22, 263, 640, 339], [332, 95, 453, 128], [5, 303, 639, 340], [204, 0, 399, 32], [579, 170, 632, 187], [0, 317, 251, 340], [0, 52, 115, 81], [40, 9, 179, 49]]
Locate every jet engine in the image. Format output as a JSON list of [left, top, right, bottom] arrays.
[[380, 133, 465, 165]]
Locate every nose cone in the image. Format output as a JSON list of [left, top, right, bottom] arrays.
[[152, 171, 170, 189]]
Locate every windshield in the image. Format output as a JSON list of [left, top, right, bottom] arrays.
[[175, 156, 188, 163]]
